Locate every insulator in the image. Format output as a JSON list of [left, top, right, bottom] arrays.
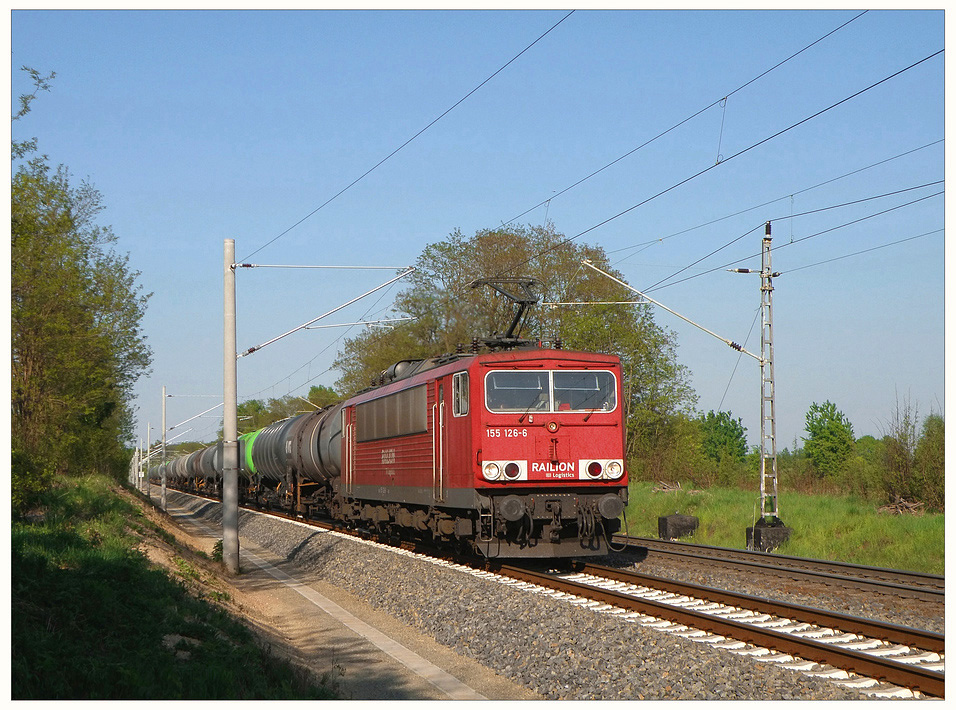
[[555, 337, 563, 350], [730, 341, 743, 351]]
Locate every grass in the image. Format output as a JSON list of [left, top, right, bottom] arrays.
[[12, 474, 338, 700], [623, 480, 944, 575]]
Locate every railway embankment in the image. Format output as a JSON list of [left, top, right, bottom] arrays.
[[11, 475, 337, 700], [169, 490, 927, 700]]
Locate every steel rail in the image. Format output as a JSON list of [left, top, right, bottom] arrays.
[[572, 561, 944, 653], [496, 564, 944, 698], [619, 536, 944, 601]]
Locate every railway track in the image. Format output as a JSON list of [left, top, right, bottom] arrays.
[[161, 489, 944, 698], [618, 536, 944, 602], [493, 562, 943, 698]]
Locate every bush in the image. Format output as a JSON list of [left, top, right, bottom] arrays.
[[913, 414, 944, 511], [12, 449, 52, 517]]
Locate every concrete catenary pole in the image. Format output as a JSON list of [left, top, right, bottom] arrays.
[[161, 385, 167, 512], [144, 423, 151, 498], [222, 239, 240, 574]]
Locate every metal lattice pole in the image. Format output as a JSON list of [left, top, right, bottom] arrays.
[[759, 222, 779, 522]]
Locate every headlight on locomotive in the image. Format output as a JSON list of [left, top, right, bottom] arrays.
[[586, 461, 604, 479], [482, 462, 502, 480], [481, 460, 527, 482], [606, 460, 624, 479]]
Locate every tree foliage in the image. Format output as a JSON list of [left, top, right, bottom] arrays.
[[12, 67, 151, 511], [880, 393, 921, 502], [912, 413, 944, 511], [331, 224, 697, 468], [698, 410, 747, 464], [228, 385, 341, 437], [803, 400, 855, 478]]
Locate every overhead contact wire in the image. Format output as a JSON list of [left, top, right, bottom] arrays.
[[500, 10, 869, 227], [243, 10, 576, 262], [607, 139, 943, 261], [499, 47, 943, 281], [645, 181, 943, 292], [651, 190, 943, 292]]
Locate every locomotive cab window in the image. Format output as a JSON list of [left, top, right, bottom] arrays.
[[485, 370, 616, 413], [553, 371, 616, 412], [452, 371, 469, 417], [485, 371, 550, 412]]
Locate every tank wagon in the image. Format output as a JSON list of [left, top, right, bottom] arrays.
[[154, 345, 628, 558]]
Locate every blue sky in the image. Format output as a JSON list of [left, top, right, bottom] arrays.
[[11, 9, 944, 454]]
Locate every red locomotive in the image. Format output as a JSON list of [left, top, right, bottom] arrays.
[[335, 345, 628, 557]]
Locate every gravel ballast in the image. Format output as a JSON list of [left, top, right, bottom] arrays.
[[171, 492, 920, 700]]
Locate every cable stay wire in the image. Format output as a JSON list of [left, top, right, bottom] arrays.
[[642, 224, 764, 293], [499, 10, 870, 228], [607, 138, 943, 263], [238, 263, 408, 270], [238, 267, 415, 358], [241, 10, 575, 262], [241, 278, 403, 402], [718, 306, 762, 412], [576, 49, 944, 250], [248, 219, 943, 407], [774, 191, 941, 250]]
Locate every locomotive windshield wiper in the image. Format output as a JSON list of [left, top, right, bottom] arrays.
[[518, 393, 547, 423]]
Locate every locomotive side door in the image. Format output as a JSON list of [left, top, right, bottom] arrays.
[[342, 405, 355, 496], [432, 379, 446, 503]]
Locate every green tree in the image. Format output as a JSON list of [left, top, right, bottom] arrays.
[[12, 66, 54, 159], [306, 384, 339, 408], [230, 386, 340, 436], [803, 401, 855, 478], [236, 399, 270, 434], [11, 67, 151, 511], [845, 434, 888, 500], [913, 413, 944, 511], [698, 410, 747, 464], [695, 410, 748, 487], [331, 224, 697, 476]]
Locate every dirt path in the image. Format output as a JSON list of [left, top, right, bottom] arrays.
[[125, 485, 540, 700]]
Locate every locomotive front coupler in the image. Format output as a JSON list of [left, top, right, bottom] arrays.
[[544, 500, 562, 543]]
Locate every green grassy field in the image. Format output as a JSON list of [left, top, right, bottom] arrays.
[[12, 474, 337, 700], [623, 481, 944, 575]]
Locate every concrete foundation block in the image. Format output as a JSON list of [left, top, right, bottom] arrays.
[[747, 520, 792, 552], [658, 513, 699, 540]]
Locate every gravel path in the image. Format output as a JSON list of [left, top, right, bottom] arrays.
[[173, 494, 893, 700]]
